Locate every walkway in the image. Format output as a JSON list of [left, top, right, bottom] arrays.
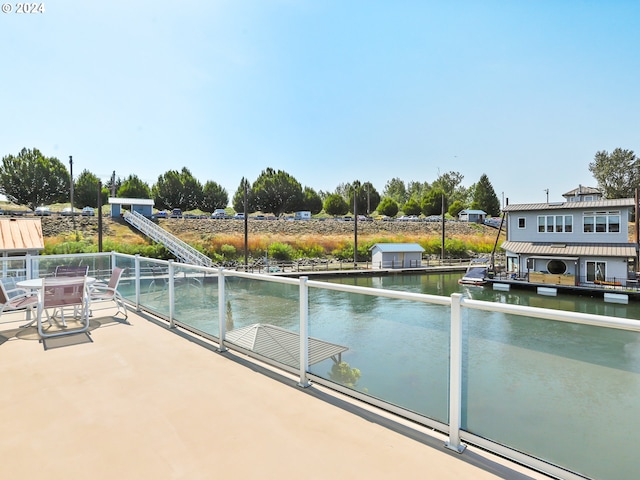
[[0, 307, 550, 480]]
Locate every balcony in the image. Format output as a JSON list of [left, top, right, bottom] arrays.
[[1, 252, 638, 479]]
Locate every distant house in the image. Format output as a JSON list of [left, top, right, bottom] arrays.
[[458, 209, 487, 223], [370, 243, 425, 269], [501, 193, 637, 286], [109, 197, 154, 218]]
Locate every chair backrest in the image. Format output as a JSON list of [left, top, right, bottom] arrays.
[[107, 267, 125, 289], [43, 277, 87, 308], [55, 265, 89, 277], [0, 281, 8, 305]]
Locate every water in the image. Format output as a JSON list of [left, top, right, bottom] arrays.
[[129, 271, 640, 480]]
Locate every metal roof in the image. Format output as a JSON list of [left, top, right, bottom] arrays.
[[0, 218, 44, 252], [459, 209, 486, 215], [108, 197, 155, 206], [502, 198, 635, 212], [225, 323, 348, 368], [370, 243, 425, 253], [562, 186, 601, 197], [500, 241, 637, 258]]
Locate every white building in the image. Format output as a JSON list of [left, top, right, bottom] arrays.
[[370, 243, 425, 269], [501, 195, 637, 286], [458, 209, 487, 223]]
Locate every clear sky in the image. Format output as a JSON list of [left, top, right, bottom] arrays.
[[2, 1, 639, 207]]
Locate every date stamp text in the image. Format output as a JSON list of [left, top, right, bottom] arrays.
[[2, 3, 45, 14]]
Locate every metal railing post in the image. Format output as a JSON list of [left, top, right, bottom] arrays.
[[25, 253, 33, 280], [298, 276, 311, 388], [218, 268, 227, 352], [134, 254, 141, 311], [446, 292, 466, 453], [168, 260, 175, 328]]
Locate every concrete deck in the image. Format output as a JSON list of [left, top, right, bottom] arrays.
[[0, 306, 551, 480]]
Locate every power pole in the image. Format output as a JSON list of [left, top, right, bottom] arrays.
[[69, 156, 75, 234]]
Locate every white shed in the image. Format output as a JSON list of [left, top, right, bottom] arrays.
[[458, 209, 487, 223], [370, 243, 425, 269]]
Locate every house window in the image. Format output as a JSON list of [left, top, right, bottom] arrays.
[[565, 215, 573, 232], [547, 260, 567, 274], [518, 217, 525, 229], [583, 211, 621, 233], [586, 261, 606, 283], [537, 215, 572, 233]]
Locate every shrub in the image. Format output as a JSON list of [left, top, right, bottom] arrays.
[[268, 242, 295, 261], [220, 244, 237, 258]]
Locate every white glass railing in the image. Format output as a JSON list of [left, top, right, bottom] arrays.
[[3, 252, 638, 480]]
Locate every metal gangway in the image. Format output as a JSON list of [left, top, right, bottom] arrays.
[[123, 211, 214, 267]]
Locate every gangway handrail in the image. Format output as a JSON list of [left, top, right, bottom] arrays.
[[123, 211, 214, 267]]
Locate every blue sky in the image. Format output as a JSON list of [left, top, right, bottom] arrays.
[[2, 1, 639, 207]]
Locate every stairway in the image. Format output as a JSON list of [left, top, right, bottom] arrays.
[[123, 211, 214, 267]]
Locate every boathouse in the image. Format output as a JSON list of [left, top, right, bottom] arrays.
[[370, 243, 425, 269]]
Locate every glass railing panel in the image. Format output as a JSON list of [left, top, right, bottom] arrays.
[[172, 264, 219, 337], [137, 259, 170, 317], [0, 257, 28, 285], [307, 286, 450, 423], [463, 309, 640, 480], [223, 276, 300, 368]]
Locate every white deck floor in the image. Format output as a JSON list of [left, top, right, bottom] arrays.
[[0, 306, 550, 480]]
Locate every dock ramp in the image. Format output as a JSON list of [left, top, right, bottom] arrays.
[[123, 210, 214, 267]]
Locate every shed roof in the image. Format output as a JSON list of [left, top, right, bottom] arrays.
[[225, 323, 348, 368], [459, 210, 487, 215], [0, 218, 44, 252], [108, 197, 155, 206], [501, 241, 637, 258], [369, 243, 425, 253], [502, 198, 635, 212]]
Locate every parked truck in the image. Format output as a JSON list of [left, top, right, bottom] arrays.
[[294, 211, 311, 220]]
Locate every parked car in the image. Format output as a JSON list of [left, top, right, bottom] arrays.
[[211, 209, 229, 219], [233, 213, 245, 220], [60, 207, 78, 216], [82, 206, 95, 216], [155, 210, 167, 218], [34, 206, 52, 216], [170, 208, 183, 218]]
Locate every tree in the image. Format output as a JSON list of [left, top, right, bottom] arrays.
[[448, 199, 465, 218], [406, 181, 429, 202], [346, 181, 380, 215], [588, 148, 640, 199], [202, 181, 228, 212], [402, 198, 422, 216], [471, 174, 501, 216], [383, 177, 408, 204], [421, 189, 446, 216], [432, 171, 467, 204], [252, 168, 303, 215], [152, 167, 203, 211], [118, 174, 151, 199], [232, 177, 253, 213], [323, 193, 349, 216], [302, 187, 323, 214], [0, 148, 69, 210], [377, 197, 399, 217], [74, 169, 101, 208]]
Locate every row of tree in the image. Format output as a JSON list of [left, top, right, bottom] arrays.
[[11, 146, 639, 217]]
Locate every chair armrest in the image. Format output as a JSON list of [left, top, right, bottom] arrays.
[[5, 287, 36, 299]]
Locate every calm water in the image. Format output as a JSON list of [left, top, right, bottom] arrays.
[[135, 271, 640, 480]]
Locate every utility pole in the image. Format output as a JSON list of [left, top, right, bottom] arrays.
[[98, 180, 103, 252], [69, 156, 75, 234], [243, 181, 248, 270], [354, 185, 358, 268]]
